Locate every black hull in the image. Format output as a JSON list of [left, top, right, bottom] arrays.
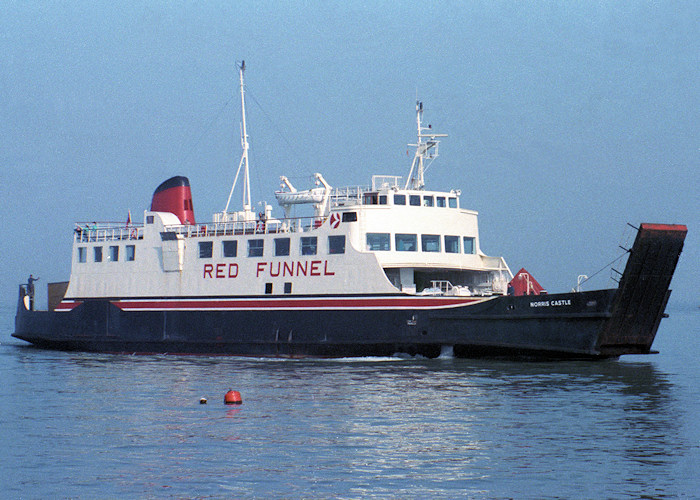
[[13, 223, 686, 359], [9, 289, 633, 359]]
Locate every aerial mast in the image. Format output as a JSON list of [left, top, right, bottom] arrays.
[[224, 60, 252, 214], [405, 101, 447, 190]]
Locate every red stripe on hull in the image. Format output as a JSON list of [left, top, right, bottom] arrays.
[[110, 296, 489, 311], [55, 301, 83, 311]]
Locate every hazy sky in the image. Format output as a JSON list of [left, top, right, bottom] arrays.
[[1, 1, 697, 316]]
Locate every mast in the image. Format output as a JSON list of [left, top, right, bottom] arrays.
[[405, 101, 447, 190], [224, 60, 252, 214]]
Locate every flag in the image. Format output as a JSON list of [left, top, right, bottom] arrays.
[[126, 210, 132, 227]]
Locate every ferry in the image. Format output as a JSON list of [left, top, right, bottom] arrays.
[[13, 62, 687, 358]]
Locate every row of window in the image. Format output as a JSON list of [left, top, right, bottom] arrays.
[[78, 245, 135, 263], [367, 233, 476, 254], [363, 193, 458, 208], [199, 235, 346, 259]]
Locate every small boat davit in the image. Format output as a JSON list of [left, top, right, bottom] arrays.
[[13, 62, 687, 359]]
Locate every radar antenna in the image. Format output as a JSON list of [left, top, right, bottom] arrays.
[[405, 101, 447, 190]]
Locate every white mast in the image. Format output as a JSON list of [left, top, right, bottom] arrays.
[[405, 101, 447, 190], [224, 60, 252, 214]]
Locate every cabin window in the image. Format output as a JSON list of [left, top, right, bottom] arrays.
[[363, 193, 378, 205], [463, 237, 475, 254], [423, 196, 434, 207], [379, 195, 387, 205], [342, 212, 357, 222], [248, 239, 264, 257], [275, 238, 290, 256], [395, 234, 417, 252], [445, 236, 460, 253], [437, 197, 446, 207], [421, 234, 441, 252], [394, 194, 406, 205], [328, 235, 345, 254], [126, 245, 135, 261], [448, 197, 457, 208], [78, 247, 87, 263], [222, 240, 237, 258], [265, 283, 273, 294], [366, 233, 390, 251], [94, 246, 103, 262], [109, 245, 119, 262], [301, 236, 317, 255], [409, 195, 421, 206], [146, 215, 154, 224], [284, 282, 292, 294], [199, 241, 213, 258]]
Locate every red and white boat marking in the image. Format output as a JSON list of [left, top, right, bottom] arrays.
[[55, 295, 493, 312]]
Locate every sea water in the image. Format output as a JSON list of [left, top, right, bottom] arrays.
[[1, 306, 698, 499]]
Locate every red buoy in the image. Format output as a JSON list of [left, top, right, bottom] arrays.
[[224, 390, 242, 405]]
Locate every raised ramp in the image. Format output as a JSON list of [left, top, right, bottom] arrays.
[[597, 223, 687, 355]]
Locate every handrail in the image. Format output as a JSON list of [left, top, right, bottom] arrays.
[[164, 215, 329, 238], [74, 222, 143, 243]]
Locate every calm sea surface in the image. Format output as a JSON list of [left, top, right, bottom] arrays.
[[1, 306, 698, 499]]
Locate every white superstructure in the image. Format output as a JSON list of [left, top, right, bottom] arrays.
[[62, 64, 512, 303]]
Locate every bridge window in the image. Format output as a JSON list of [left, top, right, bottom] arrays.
[[366, 233, 390, 251], [379, 195, 387, 205], [248, 239, 264, 257], [463, 237, 475, 254], [109, 245, 119, 262], [199, 241, 213, 258], [448, 197, 457, 208], [342, 212, 357, 222], [275, 238, 290, 256], [409, 195, 421, 206], [445, 236, 460, 253], [421, 234, 441, 252], [126, 245, 135, 261], [78, 247, 86, 263], [395, 234, 417, 252], [94, 246, 103, 262], [423, 196, 434, 207], [222, 240, 237, 257], [394, 194, 406, 205], [437, 197, 446, 207], [363, 192, 378, 205], [329, 235, 345, 254], [301, 236, 317, 255]]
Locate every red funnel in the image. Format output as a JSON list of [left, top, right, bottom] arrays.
[[150, 176, 195, 224]]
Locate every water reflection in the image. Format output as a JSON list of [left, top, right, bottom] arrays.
[[0, 344, 688, 498]]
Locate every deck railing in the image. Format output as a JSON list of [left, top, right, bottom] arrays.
[[73, 223, 143, 243], [164, 215, 328, 238]]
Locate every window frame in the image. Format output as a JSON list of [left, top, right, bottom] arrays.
[[444, 235, 460, 254], [328, 235, 346, 254], [421, 234, 441, 253], [463, 236, 476, 254], [108, 245, 119, 262], [199, 241, 213, 258], [300, 236, 318, 256], [222, 240, 238, 258], [274, 237, 291, 256], [366, 232, 391, 251], [395, 233, 417, 252], [248, 239, 264, 257]]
